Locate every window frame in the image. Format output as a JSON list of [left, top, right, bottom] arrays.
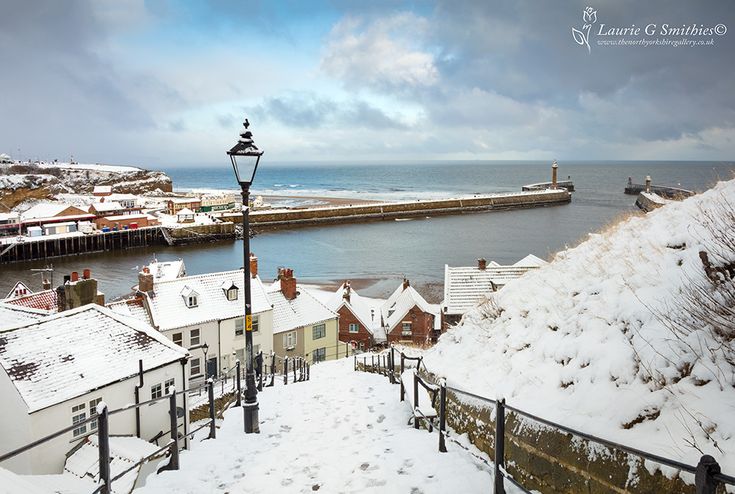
[[190, 357, 201, 377], [173, 332, 183, 346], [312, 323, 326, 340], [151, 383, 163, 400], [190, 328, 200, 346], [401, 321, 413, 337], [313, 347, 326, 363], [71, 403, 87, 438], [283, 331, 296, 349], [89, 398, 102, 431], [348, 323, 359, 334], [164, 378, 175, 395], [235, 318, 244, 336]]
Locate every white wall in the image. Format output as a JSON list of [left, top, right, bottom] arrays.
[[0, 368, 33, 474], [11, 359, 189, 475], [218, 309, 274, 374], [163, 322, 218, 380]]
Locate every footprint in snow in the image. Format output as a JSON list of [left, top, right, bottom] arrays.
[[368, 406, 374, 413], [280, 425, 292, 432], [281, 478, 294, 487], [376, 414, 385, 423]]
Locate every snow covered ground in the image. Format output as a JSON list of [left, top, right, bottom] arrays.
[[135, 358, 496, 493], [424, 178, 735, 475]]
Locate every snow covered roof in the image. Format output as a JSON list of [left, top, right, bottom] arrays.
[[102, 214, 151, 221], [0, 304, 188, 412], [4, 289, 58, 312], [169, 197, 200, 204], [326, 283, 381, 334], [143, 270, 271, 331], [106, 297, 154, 327], [21, 203, 82, 220], [0, 302, 50, 328], [268, 286, 338, 335], [91, 201, 125, 212], [177, 208, 195, 215], [443, 257, 547, 315], [4, 281, 33, 299], [380, 283, 436, 331], [93, 185, 112, 194], [147, 259, 186, 282]]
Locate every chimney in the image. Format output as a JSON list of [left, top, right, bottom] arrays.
[[249, 253, 258, 278], [56, 285, 66, 312], [342, 281, 351, 304], [402, 278, 410, 290], [138, 266, 154, 293], [280, 268, 297, 300], [551, 160, 558, 189], [42, 278, 51, 290], [478, 258, 487, 270]]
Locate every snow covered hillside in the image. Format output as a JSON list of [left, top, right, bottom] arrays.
[[136, 358, 495, 494], [424, 179, 735, 472]]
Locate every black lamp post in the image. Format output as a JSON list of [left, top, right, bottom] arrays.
[[227, 118, 262, 434], [202, 342, 209, 381]]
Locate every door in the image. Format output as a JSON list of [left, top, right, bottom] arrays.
[[207, 357, 218, 379]]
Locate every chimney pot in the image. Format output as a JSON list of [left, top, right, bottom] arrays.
[[83, 268, 91, 280], [478, 258, 487, 270], [249, 253, 258, 278], [70, 272, 79, 282]]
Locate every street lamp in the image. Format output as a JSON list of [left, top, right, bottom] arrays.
[[227, 117, 263, 434], [202, 342, 209, 381]]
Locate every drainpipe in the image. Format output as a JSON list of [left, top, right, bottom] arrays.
[[134, 359, 143, 438], [180, 357, 188, 449], [217, 320, 222, 378]]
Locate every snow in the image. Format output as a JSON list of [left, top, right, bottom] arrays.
[[37, 161, 144, 173], [134, 358, 497, 493], [424, 179, 735, 474], [267, 285, 338, 335]]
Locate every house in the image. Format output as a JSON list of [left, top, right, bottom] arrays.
[[0, 304, 189, 475], [4, 268, 105, 313], [5, 281, 33, 299], [200, 194, 236, 212], [441, 255, 548, 330], [4, 289, 58, 312], [380, 279, 440, 346], [327, 281, 386, 351], [0, 302, 51, 326], [146, 258, 187, 283], [176, 208, 196, 223], [107, 193, 139, 210], [269, 268, 340, 364], [167, 198, 201, 215], [92, 185, 112, 197], [134, 255, 273, 382], [0, 212, 20, 235], [19, 203, 95, 233], [95, 213, 157, 230]]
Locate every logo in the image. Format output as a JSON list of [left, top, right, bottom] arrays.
[[572, 6, 598, 53]]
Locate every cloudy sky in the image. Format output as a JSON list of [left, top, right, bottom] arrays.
[[1, 0, 733, 167]]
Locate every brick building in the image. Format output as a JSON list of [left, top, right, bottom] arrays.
[[327, 281, 384, 351], [381, 279, 440, 345]]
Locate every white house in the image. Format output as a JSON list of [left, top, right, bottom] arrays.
[[442, 255, 548, 330], [4, 281, 33, 300], [133, 260, 274, 382], [0, 304, 189, 475]]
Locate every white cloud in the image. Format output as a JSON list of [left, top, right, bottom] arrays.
[[321, 13, 438, 91]]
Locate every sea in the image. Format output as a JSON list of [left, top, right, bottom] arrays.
[[1, 161, 733, 301]]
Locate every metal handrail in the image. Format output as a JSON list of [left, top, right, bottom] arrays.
[[90, 440, 173, 494]]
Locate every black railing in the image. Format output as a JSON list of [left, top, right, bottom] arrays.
[[0, 379, 221, 494], [357, 347, 735, 494]]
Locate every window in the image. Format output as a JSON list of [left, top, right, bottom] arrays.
[[89, 398, 102, 431], [252, 316, 259, 332], [164, 379, 175, 395], [235, 318, 243, 336], [190, 328, 200, 346], [312, 323, 326, 340], [401, 322, 412, 337], [187, 295, 198, 307], [348, 323, 359, 333], [173, 332, 183, 346], [283, 331, 296, 349], [191, 357, 201, 376], [226, 287, 238, 301], [72, 403, 87, 437], [151, 383, 162, 400], [313, 347, 326, 363]]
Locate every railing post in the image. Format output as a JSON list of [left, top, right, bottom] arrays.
[[354, 355, 357, 371], [97, 402, 111, 494], [208, 379, 216, 439], [270, 351, 276, 387], [695, 455, 721, 494], [257, 350, 263, 391], [494, 398, 506, 494], [293, 358, 297, 382], [168, 389, 180, 470], [371, 354, 375, 371], [413, 371, 420, 430], [284, 356, 288, 385], [377, 354, 381, 374], [306, 363, 310, 380], [439, 379, 447, 453], [345, 341, 349, 358], [236, 360, 242, 407], [400, 353, 405, 401]]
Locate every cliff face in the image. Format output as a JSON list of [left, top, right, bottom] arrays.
[[0, 163, 173, 209]]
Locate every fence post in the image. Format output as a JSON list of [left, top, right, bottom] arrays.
[[284, 356, 288, 385], [236, 360, 242, 407], [371, 354, 375, 371], [494, 398, 506, 494], [97, 402, 111, 494], [413, 371, 420, 430], [293, 358, 297, 382], [208, 379, 216, 439], [695, 455, 721, 494], [377, 354, 381, 374], [439, 379, 447, 453], [400, 353, 405, 401], [307, 363, 310, 380], [345, 341, 349, 358], [270, 351, 276, 387], [168, 389, 180, 470], [354, 355, 357, 371]]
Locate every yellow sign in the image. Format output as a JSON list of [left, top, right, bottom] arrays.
[[246, 315, 252, 332]]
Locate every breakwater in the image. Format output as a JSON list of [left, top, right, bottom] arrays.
[[224, 190, 572, 229], [522, 180, 575, 192]]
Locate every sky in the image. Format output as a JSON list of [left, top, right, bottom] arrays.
[[0, 0, 734, 167]]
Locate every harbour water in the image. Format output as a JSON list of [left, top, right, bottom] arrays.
[[1, 161, 732, 301]]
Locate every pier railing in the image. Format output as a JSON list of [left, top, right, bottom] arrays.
[[357, 348, 735, 494]]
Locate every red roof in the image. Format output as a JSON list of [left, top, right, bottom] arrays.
[[5, 290, 58, 312]]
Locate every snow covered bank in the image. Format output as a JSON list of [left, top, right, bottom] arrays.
[[424, 179, 735, 474], [135, 358, 495, 493]]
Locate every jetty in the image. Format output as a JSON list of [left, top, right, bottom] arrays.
[[222, 189, 571, 229], [624, 176, 694, 198], [522, 160, 574, 191]]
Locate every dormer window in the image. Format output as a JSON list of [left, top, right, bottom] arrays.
[[180, 285, 200, 308], [221, 281, 239, 301]]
